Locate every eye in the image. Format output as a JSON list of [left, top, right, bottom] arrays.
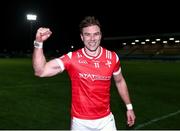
[[94, 32, 100, 36], [83, 33, 90, 37]]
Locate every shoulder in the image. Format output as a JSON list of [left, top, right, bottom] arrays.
[[61, 48, 84, 60], [102, 47, 117, 54], [102, 47, 119, 59], [71, 48, 83, 57]]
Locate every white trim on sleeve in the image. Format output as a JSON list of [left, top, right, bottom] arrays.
[[113, 67, 121, 75], [67, 52, 72, 59], [55, 58, 65, 71], [115, 53, 119, 63]]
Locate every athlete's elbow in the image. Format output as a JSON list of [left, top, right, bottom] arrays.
[[34, 70, 45, 77]]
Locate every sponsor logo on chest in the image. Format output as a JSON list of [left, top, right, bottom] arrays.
[[79, 73, 111, 81]]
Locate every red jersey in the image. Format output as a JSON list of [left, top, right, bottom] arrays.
[[56, 47, 121, 119]]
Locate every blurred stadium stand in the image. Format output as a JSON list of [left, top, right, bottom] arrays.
[[104, 33, 180, 60]]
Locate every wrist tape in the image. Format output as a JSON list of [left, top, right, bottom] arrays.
[[126, 104, 133, 110], [34, 41, 43, 48]]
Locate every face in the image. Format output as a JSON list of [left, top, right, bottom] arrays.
[[80, 25, 102, 52]]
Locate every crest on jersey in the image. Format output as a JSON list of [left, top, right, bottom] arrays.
[[105, 60, 112, 68]]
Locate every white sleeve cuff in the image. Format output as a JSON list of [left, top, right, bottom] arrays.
[[113, 67, 121, 75], [55, 58, 65, 71]]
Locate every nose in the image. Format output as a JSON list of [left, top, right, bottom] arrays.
[[90, 35, 95, 41]]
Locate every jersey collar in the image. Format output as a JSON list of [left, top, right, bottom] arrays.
[[82, 47, 103, 59]]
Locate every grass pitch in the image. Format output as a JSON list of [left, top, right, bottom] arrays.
[[0, 58, 180, 130]]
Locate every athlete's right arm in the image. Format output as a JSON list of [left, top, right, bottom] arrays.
[[32, 27, 63, 77]]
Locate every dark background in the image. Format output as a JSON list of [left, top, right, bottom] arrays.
[[1, 1, 180, 53]]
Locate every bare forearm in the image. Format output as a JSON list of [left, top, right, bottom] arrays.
[[116, 79, 131, 104], [114, 74, 136, 126], [32, 48, 46, 76], [114, 73, 132, 105]]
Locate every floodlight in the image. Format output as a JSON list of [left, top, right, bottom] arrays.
[[26, 14, 37, 21]]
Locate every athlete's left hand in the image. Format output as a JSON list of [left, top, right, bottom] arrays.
[[127, 110, 136, 127]]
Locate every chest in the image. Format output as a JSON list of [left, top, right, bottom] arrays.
[[71, 57, 115, 76]]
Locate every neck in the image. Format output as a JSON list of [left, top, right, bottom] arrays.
[[84, 46, 101, 57]]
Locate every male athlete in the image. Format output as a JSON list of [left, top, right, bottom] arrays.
[[32, 16, 135, 130]]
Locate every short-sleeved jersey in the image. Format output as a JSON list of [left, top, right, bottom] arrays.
[[56, 47, 121, 119]]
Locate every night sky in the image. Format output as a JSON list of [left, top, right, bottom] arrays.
[[1, 1, 180, 53]]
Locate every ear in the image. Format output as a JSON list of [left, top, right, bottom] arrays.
[[80, 34, 83, 41]]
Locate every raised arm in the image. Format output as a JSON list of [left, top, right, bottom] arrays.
[[113, 72, 136, 127], [32, 27, 63, 77]]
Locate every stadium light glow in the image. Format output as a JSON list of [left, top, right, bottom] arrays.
[[26, 13, 37, 51], [169, 38, 175, 40], [26, 14, 37, 21]]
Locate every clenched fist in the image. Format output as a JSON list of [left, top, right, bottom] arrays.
[[35, 27, 52, 43]]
